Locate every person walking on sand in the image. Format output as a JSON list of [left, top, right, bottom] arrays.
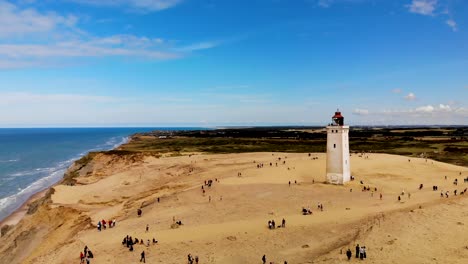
[[346, 248, 352, 260], [195, 256, 199, 264], [140, 251, 146, 263], [359, 246, 364, 260], [355, 244, 360, 258], [282, 218, 286, 228], [262, 254, 266, 264], [146, 224, 149, 232]]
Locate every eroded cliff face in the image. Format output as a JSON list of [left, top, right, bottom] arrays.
[[0, 151, 146, 264]]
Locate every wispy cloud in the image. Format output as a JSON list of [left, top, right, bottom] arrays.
[[315, 0, 367, 8], [67, 0, 183, 12], [353, 104, 468, 125], [352, 108, 369, 115], [404, 92, 417, 101], [317, 0, 333, 8], [406, 0, 459, 31], [407, 0, 437, 16], [0, 0, 78, 37], [446, 19, 457, 31], [177, 41, 221, 52], [0, 1, 219, 69]]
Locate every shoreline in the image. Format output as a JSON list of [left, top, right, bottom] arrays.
[[0, 135, 133, 229], [0, 189, 48, 227]]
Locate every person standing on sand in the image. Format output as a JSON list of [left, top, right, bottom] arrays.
[[359, 246, 364, 260], [146, 224, 149, 232], [355, 244, 360, 258], [140, 251, 145, 263], [346, 248, 352, 260], [262, 254, 266, 264], [195, 256, 199, 264], [282, 218, 286, 228]]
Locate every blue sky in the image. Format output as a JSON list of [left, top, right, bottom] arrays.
[[0, 0, 466, 127]]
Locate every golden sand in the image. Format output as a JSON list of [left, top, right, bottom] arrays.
[[0, 152, 467, 263]]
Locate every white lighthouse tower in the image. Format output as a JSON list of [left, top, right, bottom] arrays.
[[326, 110, 350, 185]]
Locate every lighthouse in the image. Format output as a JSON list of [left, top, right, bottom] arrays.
[[326, 110, 350, 184]]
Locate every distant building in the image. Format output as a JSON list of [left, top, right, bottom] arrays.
[[326, 110, 350, 184]]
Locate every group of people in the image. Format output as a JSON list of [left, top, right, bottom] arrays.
[[344, 245, 367, 260], [97, 219, 116, 231], [79, 246, 93, 264], [267, 218, 286, 229], [187, 253, 199, 264], [122, 235, 158, 252], [348, 244, 367, 260], [302, 207, 312, 215], [317, 203, 324, 211]]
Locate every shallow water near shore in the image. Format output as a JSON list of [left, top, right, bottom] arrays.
[[0, 127, 200, 222]]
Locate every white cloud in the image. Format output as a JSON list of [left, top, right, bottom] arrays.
[[178, 41, 220, 52], [446, 19, 457, 31], [438, 104, 451, 111], [404, 92, 417, 101], [363, 104, 468, 125], [67, 0, 182, 12], [352, 108, 369, 115], [392, 88, 402, 94], [0, 1, 218, 69], [318, 0, 333, 8], [0, 0, 78, 37], [415, 105, 434, 113], [407, 0, 437, 16], [0, 37, 180, 69]]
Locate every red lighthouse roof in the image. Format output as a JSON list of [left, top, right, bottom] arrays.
[[331, 109, 344, 126], [332, 111, 343, 119]]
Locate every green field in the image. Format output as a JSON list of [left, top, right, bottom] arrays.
[[113, 126, 468, 167]]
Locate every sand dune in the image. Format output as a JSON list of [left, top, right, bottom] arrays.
[[0, 152, 467, 263]]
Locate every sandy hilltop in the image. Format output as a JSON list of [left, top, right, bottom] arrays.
[[0, 149, 467, 263]]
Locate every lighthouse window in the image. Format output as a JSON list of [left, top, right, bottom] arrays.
[[333, 144, 336, 148]]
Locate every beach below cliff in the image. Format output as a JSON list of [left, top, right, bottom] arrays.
[[0, 151, 467, 263]]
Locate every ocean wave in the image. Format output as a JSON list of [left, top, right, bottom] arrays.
[[0, 159, 19, 163], [0, 168, 67, 221], [8, 167, 56, 177], [0, 135, 129, 222]]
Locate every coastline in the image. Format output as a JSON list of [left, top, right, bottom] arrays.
[[0, 189, 48, 227], [0, 135, 132, 229]]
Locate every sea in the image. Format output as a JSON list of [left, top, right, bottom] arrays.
[[0, 127, 201, 222]]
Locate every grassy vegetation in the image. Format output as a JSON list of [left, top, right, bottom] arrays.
[[118, 127, 468, 167]]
